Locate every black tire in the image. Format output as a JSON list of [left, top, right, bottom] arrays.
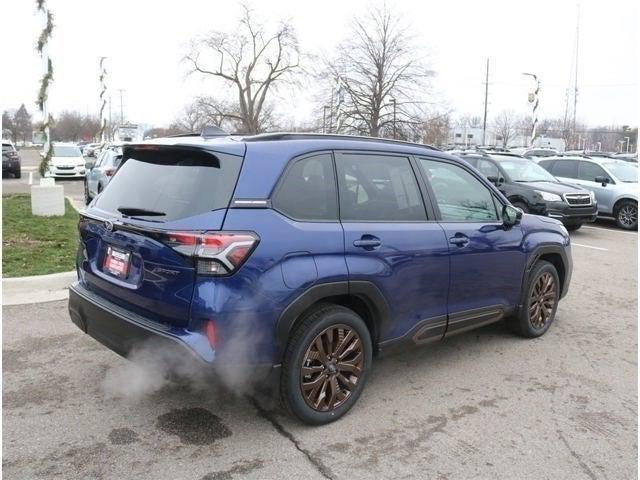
[[84, 180, 93, 205], [565, 224, 581, 231], [14, 168, 21, 179], [614, 200, 638, 230], [508, 260, 560, 338], [511, 201, 529, 214], [280, 304, 372, 425]]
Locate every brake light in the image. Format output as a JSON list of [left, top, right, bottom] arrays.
[[105, 168, 116, 176], [162, 231, 258, 275]]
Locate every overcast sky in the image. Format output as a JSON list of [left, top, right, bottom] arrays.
[[1, 0, 638, 129]]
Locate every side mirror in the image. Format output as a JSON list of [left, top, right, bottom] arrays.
[[487, 175, 504, 187], [502, 204, 522, 227], [85, 160, 95, 170], [594, 176, 609, 186]]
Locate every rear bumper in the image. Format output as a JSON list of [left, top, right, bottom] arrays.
[[68, 282, 279, 384]]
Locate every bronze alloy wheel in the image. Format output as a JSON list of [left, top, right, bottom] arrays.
[[300, 324, 364, 412], [529, 272, 557, 329]]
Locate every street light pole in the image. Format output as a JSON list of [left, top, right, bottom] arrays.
[[391, 97, 397, 139], [322, 105, 330, 134]]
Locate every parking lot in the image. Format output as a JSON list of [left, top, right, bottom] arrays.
[[2, 158, 637, 479]]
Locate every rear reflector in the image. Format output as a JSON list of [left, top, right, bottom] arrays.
[[162, 231, 258, 276], [205, 320, 217, 349]]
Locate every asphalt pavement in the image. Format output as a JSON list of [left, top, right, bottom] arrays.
[[2, 222, 637, 479]]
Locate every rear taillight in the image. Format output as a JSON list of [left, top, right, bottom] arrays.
[[104, 168, 116, 176], [162, 231, 258, 275]]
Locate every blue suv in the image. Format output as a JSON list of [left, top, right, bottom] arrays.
[[69, 133, 572, 425]]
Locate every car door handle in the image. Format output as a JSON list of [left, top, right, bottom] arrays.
[[449, 234, 470, 247], [353, 236, 381, 249]]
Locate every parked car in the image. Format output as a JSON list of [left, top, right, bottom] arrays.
[[456, 152, 597, 231], [538, 156, 638, 230], [84, 146, 123, 204], [69, 133, 573, 425], [522, 147, 558, 160], [613, 153, 638, 163], [83, 143, 101, 157], [2, 140, 22, 178], [44, 143, 86, 178]]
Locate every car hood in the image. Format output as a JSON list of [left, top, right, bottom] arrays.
[[521, 180, 589, 195]]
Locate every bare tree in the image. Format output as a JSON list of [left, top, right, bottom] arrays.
[[13, 104, 33, 144], [493, 110, 518, 147], [185, 4, 301, 134], [422, 111, 452, 146], [50, 111, 100, 142], [323, 5, 433, 137]]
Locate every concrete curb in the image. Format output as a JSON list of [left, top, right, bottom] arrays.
[[3, 270, 76, 306]]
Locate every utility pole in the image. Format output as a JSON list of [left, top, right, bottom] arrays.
[[572, 5, 580, 146], [482, 58, 490, 145], [117, 89, 125, 124], [391, 97, 397, 139]]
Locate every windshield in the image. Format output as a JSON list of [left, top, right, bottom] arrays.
[[496, 159, 558, 182], [53, 145, 82, 157], [604, 161, 638, 183]]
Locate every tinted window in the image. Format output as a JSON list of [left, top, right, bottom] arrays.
[[95, 148, 242, 221], [420, 159, 499, 222], [337, 153, 426, 221], [551, 160, 579, 178], [2, 143, 14, 152], [578, 161, 608, 182], [477, 159, 500, 179], [273, 153, 337, 221]]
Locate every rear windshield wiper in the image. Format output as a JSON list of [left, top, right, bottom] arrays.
[[117, 207, 166, 217]]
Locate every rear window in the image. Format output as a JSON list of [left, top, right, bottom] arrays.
[[94, 147, 242, 221], [3, 143, 15, 152]]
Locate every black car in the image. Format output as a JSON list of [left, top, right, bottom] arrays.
[[2, 141, 21, 178], [456, 152, 597, 231]]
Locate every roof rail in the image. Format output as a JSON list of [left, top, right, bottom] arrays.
[[241, 133, 440, 151]]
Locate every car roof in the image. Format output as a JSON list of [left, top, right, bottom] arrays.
[[131, 132, 445, 159]]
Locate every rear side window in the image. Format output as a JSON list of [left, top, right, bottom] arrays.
[[336, 153, 426, 221], [273, 153, 337, 221], [551, 160, 578, 178], [94, 147, 242, 221]]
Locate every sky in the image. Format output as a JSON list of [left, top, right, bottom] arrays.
[[1, 0, 638, 129]]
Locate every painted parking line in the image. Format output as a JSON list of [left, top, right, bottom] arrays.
[[581, 225, 637, 236], [571, 242, 609, 251]]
